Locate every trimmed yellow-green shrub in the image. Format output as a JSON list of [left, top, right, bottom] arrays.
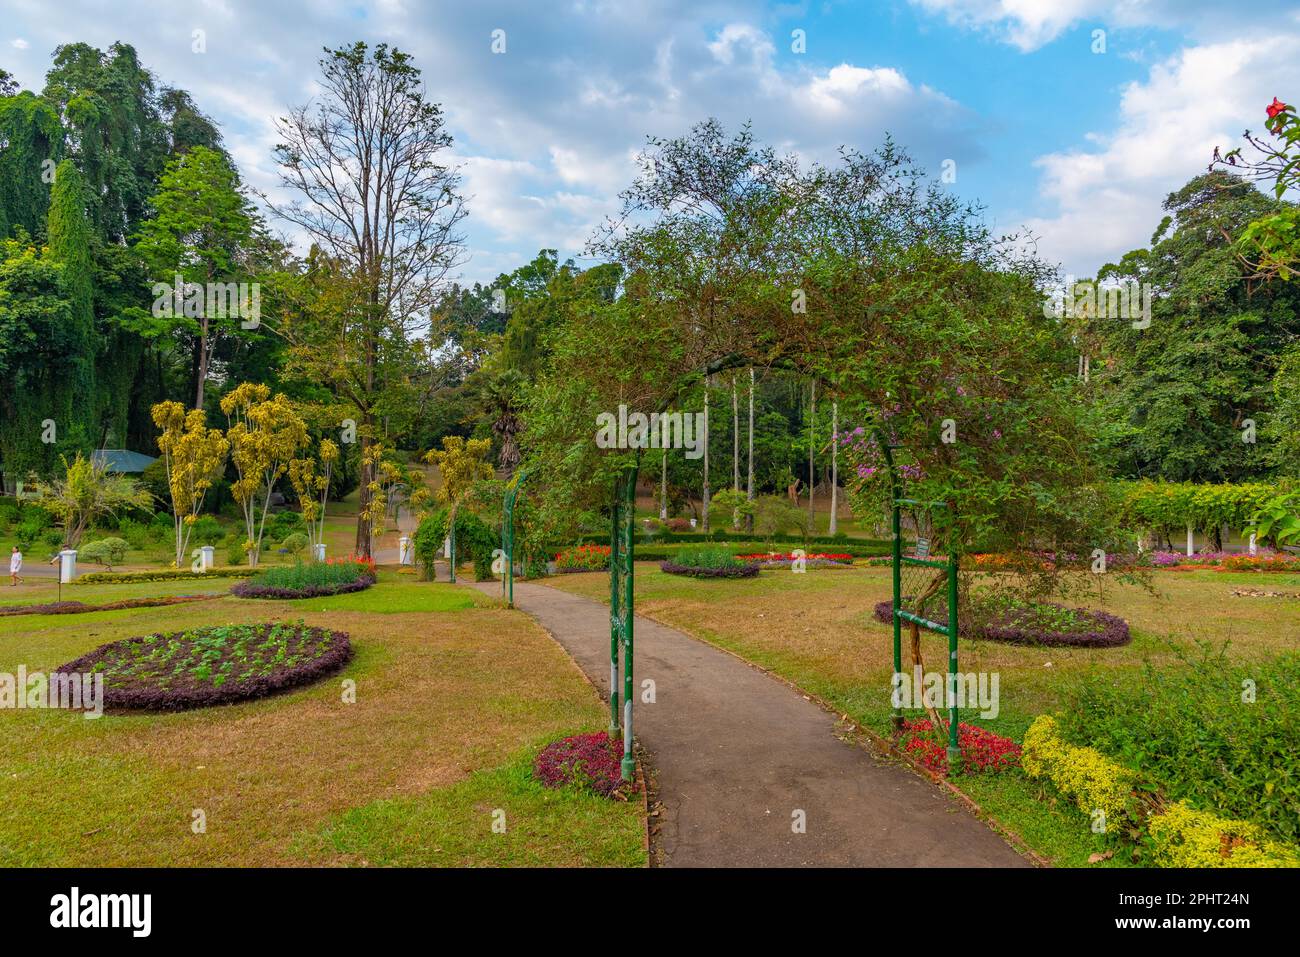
[[1023, 713, 1300, 867], [77, 567, 256, 584], [1147, 802, 1300, 868], [1022, 715, 1138, 828]]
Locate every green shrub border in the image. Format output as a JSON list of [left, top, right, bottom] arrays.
[[77, 567, 257, 584]]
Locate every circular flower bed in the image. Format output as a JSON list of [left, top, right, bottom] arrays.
[[533, 731, 634, 797], [660, 559, 760, 578], [55, 622, 352, 712], [232, 557, 376, 599], [660, 543, 760, 578], [873, 599, 1130, 648]]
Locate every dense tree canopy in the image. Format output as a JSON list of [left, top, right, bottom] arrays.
[[1092, 173, 1300, 483], [0, 38, 1294, 570]]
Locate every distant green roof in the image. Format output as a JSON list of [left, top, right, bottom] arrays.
[[91, 449, 158, 473]]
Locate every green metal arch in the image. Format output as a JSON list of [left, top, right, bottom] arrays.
[[501, 469, 532, 607]]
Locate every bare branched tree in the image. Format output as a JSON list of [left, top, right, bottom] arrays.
[[266, 42, 467, 557]]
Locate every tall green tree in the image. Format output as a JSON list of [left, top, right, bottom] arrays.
[[133, 145, 259, 409], [0, 91, 62, 239], [0, 238, 74, 479], [1094, 173, 1300, 482], [46, 159, 98, 450]]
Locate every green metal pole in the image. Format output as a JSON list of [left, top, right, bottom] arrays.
[[448, 510, 456, 584], [502, 490, 510, 603], [879, 435, 904, 731], [502, 470, 531, 608], [946, 552, 961, 773], [608, 473, 621, 737], [621, 464, 637, 782], [892, 500, 903, 730]]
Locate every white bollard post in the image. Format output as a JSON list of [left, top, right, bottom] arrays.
[[58, 549, 77, 584], [443, 535, 451, 557], [1186, 522, 1195, 557], [1249, 532, 1258, 556], [200, 544, 214, 572], [399, 535, 412, 565], [313, 542, 326, 562]]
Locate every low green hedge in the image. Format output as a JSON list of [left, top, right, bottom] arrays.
[[632, 530, 887, 548], [77, 567, 257, 584], [549, 540, 888, 563], [1059, 646, 1300, 845]]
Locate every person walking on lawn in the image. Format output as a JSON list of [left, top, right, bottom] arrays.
[[9, 545, 22, 586]]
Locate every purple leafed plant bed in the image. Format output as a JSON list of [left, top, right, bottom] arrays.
[[533, 731, 634, 798], [873, 599, 1131, 648], [55, 622, 353, 712], [0, 595, 217, 617], [230, 574, 375, 599], [659, 560, 761, 578]]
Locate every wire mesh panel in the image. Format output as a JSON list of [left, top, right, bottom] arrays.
[[891, 497, 962, 772]]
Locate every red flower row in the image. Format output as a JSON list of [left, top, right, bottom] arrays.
[[737, 552, 852, 562], [324, 554, 376, 572], [897, 718, 1022, 775]]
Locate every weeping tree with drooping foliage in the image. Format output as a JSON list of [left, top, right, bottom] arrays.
[[0, 237, 75, 480], [0, 42, 227, 477], [46, 160, 99, 452], [0, 90, 62, 240], [133, 145, 261, 409]]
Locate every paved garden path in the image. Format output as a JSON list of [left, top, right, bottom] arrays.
[[467, 576, 1029, 868]]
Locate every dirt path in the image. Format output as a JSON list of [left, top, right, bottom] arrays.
[[466, 576, 1029, 868]]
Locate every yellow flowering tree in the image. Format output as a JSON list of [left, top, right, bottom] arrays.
[[151, 402, 230, 567], [357, 441, 432, 549], [288, 437, 340, 555], [423, 436, 494, 581], [220, 382, 309, 566]]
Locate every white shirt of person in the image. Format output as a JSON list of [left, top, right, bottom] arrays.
[[9, 551, 21, 573]]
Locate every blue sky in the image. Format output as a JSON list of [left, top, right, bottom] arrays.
[[3, 0, 1298, 284]]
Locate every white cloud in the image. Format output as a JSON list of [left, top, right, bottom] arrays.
[[0, 2, 983, 283], [1023, 32, 1300, 273], [11, 38, 29, 49], [801, 65, 913, 115], [910, 0, 1300, 51]]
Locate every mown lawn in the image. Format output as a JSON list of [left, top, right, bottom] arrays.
[[0, 571, 644, 867], [541, 562, 1300, 866]]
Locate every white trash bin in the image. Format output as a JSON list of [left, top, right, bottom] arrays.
[[58, 549, 77, 584]]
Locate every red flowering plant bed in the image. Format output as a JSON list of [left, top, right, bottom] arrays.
[[737, 552, 853, 568], [533, 731, 635, 798], [554, 544, 612, 573], [896, 719, 1021, 776]]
